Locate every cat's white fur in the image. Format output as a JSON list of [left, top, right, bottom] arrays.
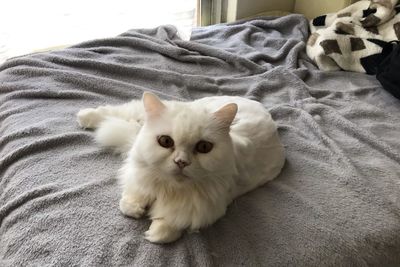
[[77, 92, 285, 243]]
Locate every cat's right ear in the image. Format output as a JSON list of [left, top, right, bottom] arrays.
[[213, 103, 238, 130], [142, 92, 166, 119]]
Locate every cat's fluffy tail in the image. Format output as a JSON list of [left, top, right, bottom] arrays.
[[95, 117, 141, 154]]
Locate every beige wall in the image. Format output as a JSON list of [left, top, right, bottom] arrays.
[[235, 0, 295, 20], [294, 0, 357, 19], [225, 0, 359, 22]]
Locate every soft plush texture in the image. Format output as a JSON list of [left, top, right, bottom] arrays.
[[1, 14, 400, 266], [307, 0, 400, 73]]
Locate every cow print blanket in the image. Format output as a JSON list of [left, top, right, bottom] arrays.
[[306, 0, 400, 73]]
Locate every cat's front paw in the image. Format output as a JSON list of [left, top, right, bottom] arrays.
[[77, 108, 102, 129], [145, 219, 182, 243], [119, 197, 146, 219]]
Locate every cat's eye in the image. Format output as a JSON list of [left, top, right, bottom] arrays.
[[157, 135, 174, 148], [195, 140, 213, 153]]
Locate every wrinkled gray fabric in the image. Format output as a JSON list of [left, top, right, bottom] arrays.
[[1, 14, 400, 266]]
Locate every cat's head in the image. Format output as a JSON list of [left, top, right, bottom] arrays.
[[132, 92, 238, 183]]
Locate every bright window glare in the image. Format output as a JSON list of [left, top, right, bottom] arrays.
[[0, 0, 197, 63]]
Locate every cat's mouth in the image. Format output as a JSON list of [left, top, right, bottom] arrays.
[[172, 168, 191, 179]]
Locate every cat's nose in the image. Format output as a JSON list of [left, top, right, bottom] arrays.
[[174, 159, 191, 169]]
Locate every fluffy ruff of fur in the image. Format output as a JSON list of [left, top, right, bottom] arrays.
[[306, 0, 400, 73], [77, 93, 285, 243]]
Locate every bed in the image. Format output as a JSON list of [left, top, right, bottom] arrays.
[[1, 14, 400, 266]]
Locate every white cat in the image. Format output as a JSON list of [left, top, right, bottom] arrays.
[[77, 92, 285, 243]]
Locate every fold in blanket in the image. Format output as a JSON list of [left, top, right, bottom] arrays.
[[307, 0, 400, 73]]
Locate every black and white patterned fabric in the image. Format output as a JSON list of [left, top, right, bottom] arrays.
[[306, 0, 400, 73]]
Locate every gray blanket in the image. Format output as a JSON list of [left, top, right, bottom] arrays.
[[1, 14, 400, 266]]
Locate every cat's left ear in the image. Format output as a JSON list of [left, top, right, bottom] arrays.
[[142, 92, 166, 119], [213, 103, 238, 130]]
